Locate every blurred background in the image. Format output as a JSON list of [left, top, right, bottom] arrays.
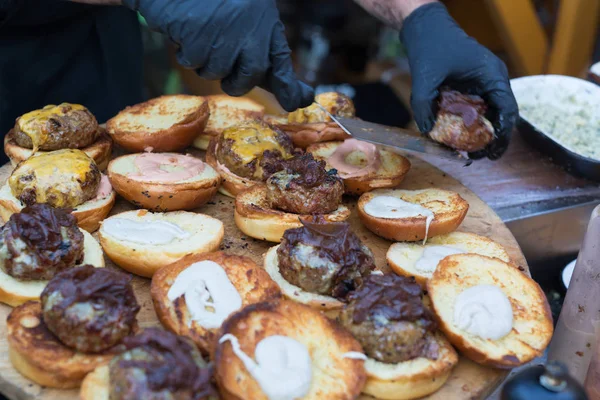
[[140, 0, 600, 129]]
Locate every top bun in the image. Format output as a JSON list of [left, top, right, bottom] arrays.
[[106, 95, 209, 153]]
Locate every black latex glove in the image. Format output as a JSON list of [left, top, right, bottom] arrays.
[[122, 0, 314, 112], [400, 3, 518, 160]]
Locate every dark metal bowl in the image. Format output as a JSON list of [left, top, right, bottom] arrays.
[[511, 75, 600, 181]]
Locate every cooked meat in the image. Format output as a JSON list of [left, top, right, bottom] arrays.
[[0, 204, 84, 281], [13, 103, 99, 151], [215, 120, 295, 180], [277, 217, 375, 299], [287, 92, 355, 124], [109, 328, 215, 400], [41, 266, 139, 353], [8, 149, 101, 209], [429, 89, 494, 152], [339, 274, 439, 363], [266, 153, 343, 214]]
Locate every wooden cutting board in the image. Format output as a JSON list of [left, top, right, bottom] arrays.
[[0, 151, 528, 400]]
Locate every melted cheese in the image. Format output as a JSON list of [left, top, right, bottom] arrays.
[[287, 92, 355, 123], [223, 123, 287, 164], [8, 149, 97, 208], [17, 103, 86, 151]]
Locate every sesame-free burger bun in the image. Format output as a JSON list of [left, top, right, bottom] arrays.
[[98, 210, 224, 278], [107, 153, 221, 212], [106, 95, 209, 153]]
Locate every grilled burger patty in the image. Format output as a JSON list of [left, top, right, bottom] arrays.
[[266, 153, 344, 214], [0, 204, 84, 281], [215, 120, 295, 180], [13, 103, 99, 151], [277, 218, 375, 299], [41, 266, 139, 353], [109, 328, 215, 400], [9, 149, 101, 209], [339, 274, 439, 364]]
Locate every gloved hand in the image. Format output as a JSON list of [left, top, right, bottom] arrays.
[[122, 0, 314, 112], [400, 2, 518, 160]]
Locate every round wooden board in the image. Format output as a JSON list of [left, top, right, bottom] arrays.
[[0, 151, 527, 400]]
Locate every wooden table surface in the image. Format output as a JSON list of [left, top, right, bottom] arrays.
[[0, 151, 528, 400]]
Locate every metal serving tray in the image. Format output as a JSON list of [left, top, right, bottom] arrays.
[[511, 75, 600, 181]]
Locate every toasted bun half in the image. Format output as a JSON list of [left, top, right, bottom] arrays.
[[307, 141, 411, 195], [263, 245, 343, 310], [387, 232, 511, 288], [427, 254, 553, 368], [7, 301, 114, 389], [80, 365, 109, 400], [205, 138, 260, 198], [192, 95, 265, 150], [357, 189, 469, 242], [0, 229, 104, 307], [98, 210, 224, 278], [266, 118, 351, 148], [0, 182, 115, 233], [362, 332, 458, 400], [107, 153, 221, 211], [4, 129, 113, 171], [151, 252, 281, 354], [234, 185, 351, 242], [215, 300, 366, 400], [106, 95, 209, 153]]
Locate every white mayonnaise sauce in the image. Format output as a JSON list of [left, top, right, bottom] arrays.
[[453, 284, 513, 340], [342, 352, 368, 360], [220, 334, 312, 400], [168, 261, 242, 329], [364, 195, 434, 244], [102, 218, 190, 245], [415, 246, 465, 273]]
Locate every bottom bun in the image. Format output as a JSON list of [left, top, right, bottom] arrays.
[[263, 245, 343, 310], [99, 210, 224, 278], [362, 332, 458, 400], [7, 301, 114, 389], [80, 365, 110, 400], [0, 229, 105, 307], [234, 185, 351, 242], [215, 300, 366, 400], [0, 183, 116, 233], [151, 252, 281, 354], [427, 254, 553, 368], [387, 231, 511, 288]]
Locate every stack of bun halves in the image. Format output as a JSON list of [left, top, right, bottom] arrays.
[[0, 90, 553, 400]]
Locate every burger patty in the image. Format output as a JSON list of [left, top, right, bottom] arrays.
[[13, 104, 99, 151], [41, 266, 140, 353], [277, 218, 375, 299], [109, 328, 215, 400], [428, 88, 494, 152], [215, 121, 295, 180], [266, 153, 343, 214], [9, 149, 101, 209], [0, 204, 84, 281], [338, 274, 439, 364]]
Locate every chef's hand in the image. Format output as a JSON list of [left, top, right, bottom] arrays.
[[400, 3, 518, 160], [122, 0, 314, 112]]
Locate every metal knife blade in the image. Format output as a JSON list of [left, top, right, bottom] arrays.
[[314, 102, 467, 162]]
